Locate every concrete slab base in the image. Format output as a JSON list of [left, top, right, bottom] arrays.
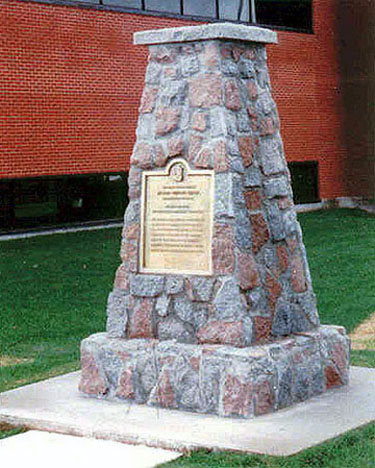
[[1, 367, 374, 456], [0, 430, 181, 468]]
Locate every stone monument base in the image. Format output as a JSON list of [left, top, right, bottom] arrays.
[[79, 325, 350, 419]]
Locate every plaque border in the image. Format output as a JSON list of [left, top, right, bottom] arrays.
[[139, 158, 214, 276]]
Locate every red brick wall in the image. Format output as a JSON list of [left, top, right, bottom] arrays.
[[0, 0, 347, 199]]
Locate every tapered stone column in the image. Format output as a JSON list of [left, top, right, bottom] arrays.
[[79, 23, 350, 418]]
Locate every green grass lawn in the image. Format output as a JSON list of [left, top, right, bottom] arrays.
[[0, 228, 121, 392], [1, 209, 374, 466]]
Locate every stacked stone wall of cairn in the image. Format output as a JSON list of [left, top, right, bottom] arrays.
[[80, 27, 350, 418]]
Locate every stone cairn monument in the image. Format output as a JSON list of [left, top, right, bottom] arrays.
[[79, 23, 350, 418]]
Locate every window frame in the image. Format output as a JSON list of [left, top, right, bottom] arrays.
[[17, 0, 314, 34]]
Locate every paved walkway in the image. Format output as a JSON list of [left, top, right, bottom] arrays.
[[0, 431, 181, 467], [1, 367, 374, 456], [0, 221, 122, 241]]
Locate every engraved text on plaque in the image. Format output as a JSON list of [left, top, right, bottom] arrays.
[[140, 159, 214, 275]]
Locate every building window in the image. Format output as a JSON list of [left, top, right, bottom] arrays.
[[288, 161, 319, 204], [219, 0, 250, 22], [102, 0, 141, 8], [183, 0, 216, 18], [0, 174, 128, 233], [145, 0, 180, 14], [33, 0, 313, 33], [255, 0, 313, 32]]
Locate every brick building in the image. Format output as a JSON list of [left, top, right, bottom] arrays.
[[1, 0, 374, 231]]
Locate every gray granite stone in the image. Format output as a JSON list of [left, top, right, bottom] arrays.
[[214, 278, 247, 320], [190, 277, 214, 302], [309, 360, 324, 397], [248, 288, 268, 316], [160, 81, 187, 106], [124, 200, 140, 225], [235, 207, 253, 250], [262, 246, 277, 269], [276, 366, 293, 409], [193, 304, 209, 330], [295, 367, 310, 402], [157, 317, 195, 343], [256, 91, 275, 116], [236, 110, 252, 133], [155, 294, 171, 317], [135, 114, 155, 139], [283, 209, 299, 236], [227, 138, 240, 157], [265, 201, 285, 241], [98, 348, 123, 389], [106, 290, 129, 338], [210, 109, 227, 137], [291, 291, 320, 328], [135, 353, 158, 403], [165, 276, 184, 295], [134, 23, 278, 46], [199, 353, 222, 413], [174, 295, 194, 323], [272, 300, 292, 336], [259, 136, 285, 176], [256, 67, 271, 89], [145, 62, 161, 84], [243, 164, 262, 187], [130, 275, 164, 297], [239, 59, 256, 79], [291, 304, 313, 333], [228, 114, 238, 138], [230, 155, 245, 173], [174, 356, 201, 410], [232, 173, 246, 207], [300, 243, 313, 285], [263, 176, 289, 199], [215, 173, 236, 219], [243, 316, 254, 346], [221, 59, 238, 76], [181, 54, 199, 77]]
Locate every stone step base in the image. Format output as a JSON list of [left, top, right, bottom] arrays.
[[79, 325, 350, 419]]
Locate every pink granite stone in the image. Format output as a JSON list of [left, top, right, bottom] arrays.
[[238, 136, 254, 167], [189, 73, 223, 108], [225, 79, 242, 111], [155, 107, 180, 136], [128, 298, 154, 339], [212, 223, 235, 275], [197, 320, 244, 347], [237, 252, 259, 290], [254, 378, 275, 415], [291, 252, 308, 293], [223, 374, 253, 418], [79, 350, 107, 395]]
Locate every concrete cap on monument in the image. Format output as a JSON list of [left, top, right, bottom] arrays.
[[134, 23, 278, 46]]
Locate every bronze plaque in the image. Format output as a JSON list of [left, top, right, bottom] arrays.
[[140, 159, 214, 275]]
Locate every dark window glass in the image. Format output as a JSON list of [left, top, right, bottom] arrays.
[[75, 0, 100, 3], [288, 161, 319, 204], [102, 0, 141, 7], [219, 0, 249, 22], [183, 0, 216, 18], [0, 175, 127, 232], [255, 0, 312, 31], [145, 0, 180, 14]]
